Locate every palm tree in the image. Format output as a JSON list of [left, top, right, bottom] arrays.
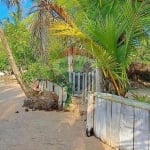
[[50, 0, 150, 96], [0, 0, 76, 98], [2, 0, 148, 97], [30, 0, 74, 64], [30, 0, 79, 90]]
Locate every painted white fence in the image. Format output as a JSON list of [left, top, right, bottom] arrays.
[[87, 92, 150, 150], [71, 71, 96, 99], [38, 80, 67, 108]]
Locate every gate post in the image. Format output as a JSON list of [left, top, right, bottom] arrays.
[[86, 92, 95, 137], [68, 47, 73, 83], [95, 67, 103, 92]]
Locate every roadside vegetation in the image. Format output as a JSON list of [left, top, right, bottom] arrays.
[[0, 0, 149, 104]]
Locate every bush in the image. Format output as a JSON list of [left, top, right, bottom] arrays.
[[23, 63, 54, 83]]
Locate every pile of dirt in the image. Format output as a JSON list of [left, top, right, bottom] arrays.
[[23, 91, 59, 111], [130, 80, 150, 88], [128, 63, 150, 82], [128, 63, 150, 88]]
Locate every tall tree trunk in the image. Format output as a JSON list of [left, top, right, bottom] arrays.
[[0, 28, 30, 98], [68, 47, 73, 83]]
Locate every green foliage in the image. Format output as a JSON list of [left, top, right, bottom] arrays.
[[0, 47, 9, 71], [73, 56, 88, 72], [54, 0, 150, 96], [23, 55, 69, 86], [131, 92, 150, 104], [23, 62, 54, 83], [133, 35, 150, 64], [3, 14, 34, 68], [64, 83, 72, 107]]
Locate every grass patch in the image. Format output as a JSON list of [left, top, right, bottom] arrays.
[[131, 92, 150, 104]]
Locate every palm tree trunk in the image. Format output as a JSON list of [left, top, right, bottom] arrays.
[[0, 28, 30, 98]]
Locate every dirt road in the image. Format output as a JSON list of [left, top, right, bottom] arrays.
[[0, 82, 112, 150]]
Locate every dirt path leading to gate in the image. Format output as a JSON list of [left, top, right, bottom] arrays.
[[0, 82, 112, 150]]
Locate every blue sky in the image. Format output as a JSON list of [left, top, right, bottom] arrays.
[[0, 0, 33, 21]]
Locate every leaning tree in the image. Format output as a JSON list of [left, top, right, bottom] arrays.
[[0, 0, 31, 97]]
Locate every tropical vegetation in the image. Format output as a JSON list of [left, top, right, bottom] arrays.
[[51, 0, 150, 96], [0, 0, 149, 100]]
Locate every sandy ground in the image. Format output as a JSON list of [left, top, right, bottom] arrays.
[[0, 82, 112, 150]]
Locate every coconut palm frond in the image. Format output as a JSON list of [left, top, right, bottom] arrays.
[[30, 3, 53, 63], [50, 22, 85, 38], [30, 0, 76, 63], [121, 1, 150, 46]]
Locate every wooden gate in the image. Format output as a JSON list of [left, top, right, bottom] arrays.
[[71, 71, 96, 99]]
